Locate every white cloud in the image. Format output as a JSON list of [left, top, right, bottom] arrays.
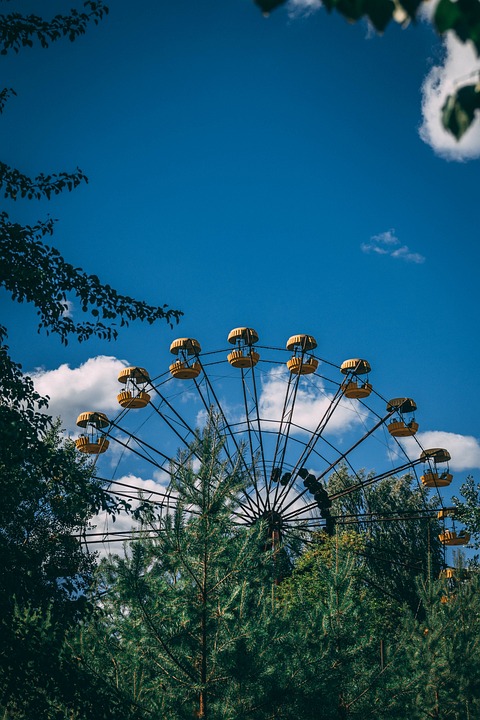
[[196, 407, 216, 429], [153, 468, 173, 487], [371, 229, 399, 246], [282, 0, 480, 161], [61, 300, 74, 318], [31, 355, 129, 435], [258, 366, 362, 436], [390, 245, 425, 264], [87, 473, 176, 557], [419, 33, 480, 161], [287, 0, 322, 18], [402, 430, 480, 471], [114, 474, 176, 510], [361, 229, 425, 264]]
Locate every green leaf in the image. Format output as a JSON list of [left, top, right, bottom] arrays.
[[366, 0, 395, 31], [434, 0, 480, 53], [434, 0, 463, 33], [326, 0, 394, 29], [442, 83, 480, 139], [254, 0, 286, 14], [397, 0, 424, 20], [336, 0, 367, 22]]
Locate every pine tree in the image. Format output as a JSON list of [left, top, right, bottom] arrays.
[[92, 413, 278, 719], [0, 419, 132, 718], [77, 435, 479, 719], [395, 571, 480, 719], [276, 531, 407, 719], [328, 465, 443, 612]]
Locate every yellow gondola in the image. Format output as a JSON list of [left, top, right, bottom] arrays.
[[438, 530, 470, 546], [420, 448, 453, 488], [75, 411, 110, 454], [387, 398, 418, 437], [286, 334, 318, 375], [169, 338, 202, 379], [439, 567, 455, 580], [422, 470, 453, 488], [117, 366, 151, 408], [227, 327, 260, 368], [437, 507, 456, 520], [440, 594, 455, 604], [340, 358, 372, 399], [75, 435, 110, 455]]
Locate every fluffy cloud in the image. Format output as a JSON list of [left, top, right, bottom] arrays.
[[288, 0, 480, 161], [31, 355, 129, 435], [61, 300, 74, 318], [361, 229, 425, 264], [402, 430, 480, 471], [419, 33, 480, 161], [287, 0, 322, 17], [87, 472, 175, 556], [28, 358, 188, 555], [258, 366, 362, 437]]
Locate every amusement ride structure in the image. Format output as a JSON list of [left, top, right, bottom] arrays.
[[73, 329, 470, 567]]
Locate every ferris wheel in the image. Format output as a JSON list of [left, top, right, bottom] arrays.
[[74, 328, 470, 557]]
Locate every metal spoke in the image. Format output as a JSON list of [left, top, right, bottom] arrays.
[[71, 333, 455, 560]]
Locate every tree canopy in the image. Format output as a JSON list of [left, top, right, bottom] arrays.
[[68, 421, 480, 720], [0, 1, 182, 347], [0, 5, 181, 715], [255, 0, 480, 141], [1, 4, 480, 718]]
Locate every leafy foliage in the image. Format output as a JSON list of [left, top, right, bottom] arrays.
[[442, 82, 480, 139], [0, 212, 181, 344], [0, 3, 182, 345], [276, 534, 392, 718], [0, 161, 88, 200], [254, 0, 286, 15], [0, 4, 181, 714], [393, 574, 480, 719], [0, 271, 156, 717], [434, 0, 480, 51], [322, 0, 395, 32], [0, 86, 15, 112], [277, 530, 480, 718], [93, 416, 276, 719], [0, 324, 126, 613], [0, 1, 109, 55], [453, 474, 480, 547], [0, 320, 139, 717], [328, 466, 443, 611], [253, 0, 480, 139], [2, 602, 144, 720]]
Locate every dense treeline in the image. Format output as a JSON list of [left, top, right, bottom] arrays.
[[2, 413, 480, 719], [79, 421, 480, 720], [2, 4, 480, 718]]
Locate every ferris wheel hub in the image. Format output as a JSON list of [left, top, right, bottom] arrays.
[[260, 510, 283, 533]]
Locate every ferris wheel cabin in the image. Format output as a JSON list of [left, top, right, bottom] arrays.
[[227, 327, 260, 368], [169, 338, 202, 379], [387, 397, 419, 437], [420, 448, 453, 488], [286, 334, 318, 375], [75, 411, 110, 454], [117, 366, 151, 408], [340, 358, 372, 399]]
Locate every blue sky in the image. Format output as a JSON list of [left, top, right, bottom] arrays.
[[2, 0, 480, 551]]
